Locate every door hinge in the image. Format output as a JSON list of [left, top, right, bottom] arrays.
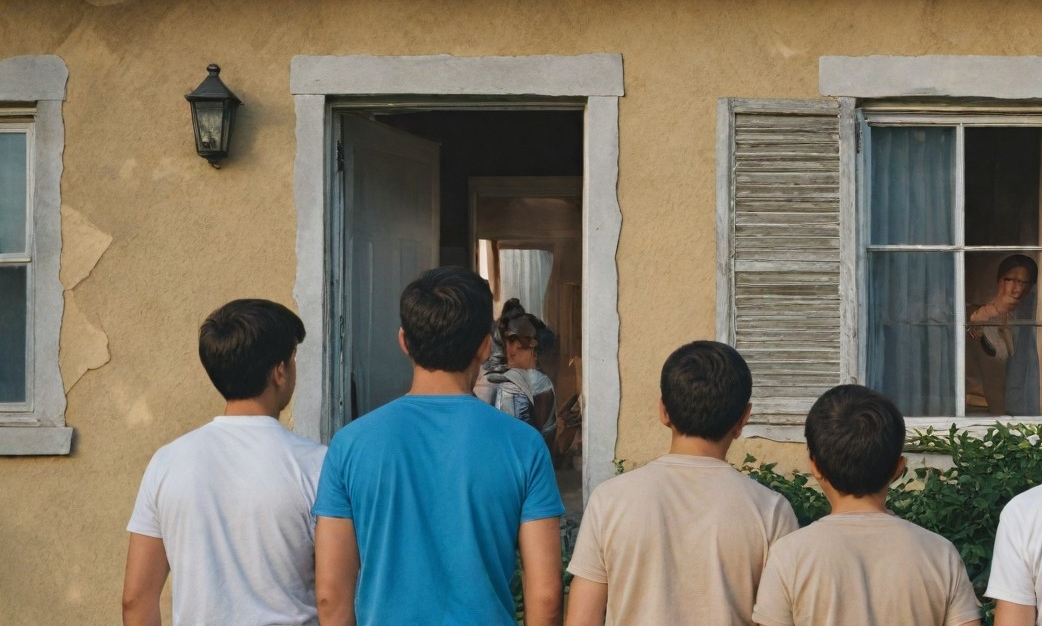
[[336, 140, 344, 172], [854, 123, 863, 154]]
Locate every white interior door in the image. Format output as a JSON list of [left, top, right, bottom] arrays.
[[340, 114, 440, 419]]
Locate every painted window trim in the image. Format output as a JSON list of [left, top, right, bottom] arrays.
[[289, 54, 623, 499], [0, 55, 70, 455]]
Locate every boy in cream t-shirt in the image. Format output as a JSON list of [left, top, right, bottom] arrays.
[[753, 385, 981, 626], [565, 341, 798, 626]]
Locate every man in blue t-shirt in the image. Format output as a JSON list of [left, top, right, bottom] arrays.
[[314, 267, 565, 626]]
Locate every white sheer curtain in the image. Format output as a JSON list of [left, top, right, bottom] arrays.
[[499, 249, 553, 320], [866, 127, 956, 416]]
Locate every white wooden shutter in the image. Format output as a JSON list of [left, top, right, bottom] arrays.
[[717, 99, 851, 428]]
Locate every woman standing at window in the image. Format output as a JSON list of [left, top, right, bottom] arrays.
[[967, 254, 1039, 415]]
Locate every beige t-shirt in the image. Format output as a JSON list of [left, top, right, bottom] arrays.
[[753, 512, 981, 626], [567, 455, 799, 626]]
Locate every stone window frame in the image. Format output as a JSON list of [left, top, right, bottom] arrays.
[[0, 55, 70, 455]]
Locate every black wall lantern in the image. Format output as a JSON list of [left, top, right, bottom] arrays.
[[185, 64, 242, 168]]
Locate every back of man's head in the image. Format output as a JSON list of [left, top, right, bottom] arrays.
[[199, 299, 306, 400], [660, 340, 752, 440], [400, 267, 493, 372], [805, 384, 905, 497]]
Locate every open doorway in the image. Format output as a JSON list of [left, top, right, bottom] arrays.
[[331, 107, 585, 513], [290, 53, 623, 502]]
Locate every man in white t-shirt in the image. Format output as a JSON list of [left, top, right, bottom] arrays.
[[122, 299, 326, 626], [565, 341, 798, 626], [987, 484, 1042, 626]]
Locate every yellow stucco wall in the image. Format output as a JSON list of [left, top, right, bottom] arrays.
[[2, 0, 1040, 622]]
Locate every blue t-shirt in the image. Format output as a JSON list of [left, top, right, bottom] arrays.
[[313, 394, 564, 626]]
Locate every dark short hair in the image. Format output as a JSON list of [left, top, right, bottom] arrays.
[[400, 267, 493, 372], [659, 341, 752, 440], [997, 254, 1038, 284], [198, 299, 305, 400], [805, 385, 905, 497]]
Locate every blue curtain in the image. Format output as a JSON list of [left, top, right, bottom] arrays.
[[866, 127, 956, 416]]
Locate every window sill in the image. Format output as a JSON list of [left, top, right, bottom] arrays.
[[0, 426, 73, 455], [746, 417, 1042, 443]]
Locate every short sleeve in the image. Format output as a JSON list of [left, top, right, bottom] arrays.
[[312, 438, 353, 519], [519, 438, 564, 523], [771, 497, 800, 544], [752, 547, 796, 626], [565, 488, 607, 584], [126, 454, 163, 538], [945, 544, 983, 626], [986, 500, 1038, 607]]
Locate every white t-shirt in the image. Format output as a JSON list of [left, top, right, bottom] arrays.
[[127, 416, 326, 626], [567, 455, 798, 625], [987, 484, 1042, 624]]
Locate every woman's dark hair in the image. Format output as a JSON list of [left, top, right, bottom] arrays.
[[400, 267, 493, 372], [659, 341, 752, 441], [804, 385, 905, 497], [496, 298, 528, 339], [997, 254, 1038, 284], [198, 299, 306, 401]]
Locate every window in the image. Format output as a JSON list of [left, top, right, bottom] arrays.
[[0, 56, 70, 455], [862, 117, 1042, 420], [719, 56, 1042, 438]]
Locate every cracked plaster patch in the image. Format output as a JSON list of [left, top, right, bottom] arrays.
[[60, 294, 110, 393], [60, 206, 112, 290]]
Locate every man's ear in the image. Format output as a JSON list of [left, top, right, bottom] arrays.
[[891, 455, 908, 482], [398, 328, 410, 356], [731, 403, 752, 439], [271, 360, 288, 389], [658, 398, 672, 428], [476, 333, 492, 364], [809, 456, 824, 482]]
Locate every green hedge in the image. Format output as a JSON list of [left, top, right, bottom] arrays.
[[740, 423, 1042, 626]]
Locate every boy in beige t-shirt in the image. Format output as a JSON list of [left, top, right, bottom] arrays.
[[753, 385, 981, 626], [565, 341, 799, 626]]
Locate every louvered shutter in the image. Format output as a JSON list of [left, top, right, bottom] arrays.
[[717, 99, 848, 426]]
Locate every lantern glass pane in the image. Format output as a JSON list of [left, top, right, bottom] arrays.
[[194, 102, 224, 151]]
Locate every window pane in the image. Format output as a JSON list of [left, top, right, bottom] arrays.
[[866, 251, 955, 416], [0, 265, 28, 403], [965, 127, 1041, 247], [966, 252, 1042, 416], [0, 132, 27, 254], [869, 127, 955, 245]]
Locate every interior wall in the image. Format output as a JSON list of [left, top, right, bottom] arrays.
[[375, 110, 583, 265]]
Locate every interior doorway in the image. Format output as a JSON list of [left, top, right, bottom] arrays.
[[329, 106, 585, 513]]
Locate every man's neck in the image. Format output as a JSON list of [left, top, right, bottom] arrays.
[[668, 433, 731, 461], [223, 396, 280, 419], [408, 365, 477, 396], [824, 487, 889, 515]]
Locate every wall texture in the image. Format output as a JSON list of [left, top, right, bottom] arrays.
[[3, 0, 1042, 622]]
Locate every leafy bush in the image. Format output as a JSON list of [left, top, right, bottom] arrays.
[[740, 423, 1042, 626]]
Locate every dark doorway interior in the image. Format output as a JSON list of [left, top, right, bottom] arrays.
[[375, 109, 585, 514]]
